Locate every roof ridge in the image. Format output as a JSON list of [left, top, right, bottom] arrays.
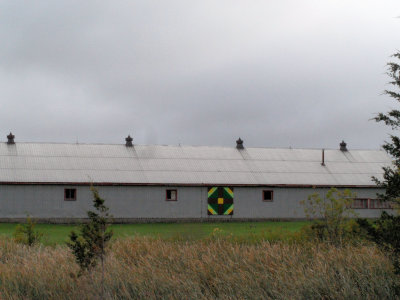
[[0, 141, 384, 151]]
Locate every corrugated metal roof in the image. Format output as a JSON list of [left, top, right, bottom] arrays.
[[0, 142, 392, 186]]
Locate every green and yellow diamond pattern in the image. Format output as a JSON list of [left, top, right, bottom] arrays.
[[208, 187, 234, 215]]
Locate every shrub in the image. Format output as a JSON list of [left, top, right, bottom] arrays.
[[13, 215, 43, 246], [300, 188, 357, 245], [299, 219, 366, 245], [357, 211, 400, 274]]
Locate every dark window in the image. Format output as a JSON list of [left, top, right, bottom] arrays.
[[369, 199, 393, 209], [64, 188, 77, 201], [166, 189, 177, 201], [351, 198, 393, 209], [351, 198, 369, 209], [263, 190, 273, 201]]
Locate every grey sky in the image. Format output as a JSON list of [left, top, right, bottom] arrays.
[[0, 1, 399, 149]]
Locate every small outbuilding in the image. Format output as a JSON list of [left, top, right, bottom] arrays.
[[0, 134, 393, 222]]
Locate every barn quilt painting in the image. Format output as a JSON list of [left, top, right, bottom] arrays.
[[207, 187, 234, 215]]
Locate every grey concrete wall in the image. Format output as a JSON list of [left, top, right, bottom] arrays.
[[0, 184, 393, 221]]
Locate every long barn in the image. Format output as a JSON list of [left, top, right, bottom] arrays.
[[0, 133, 394, 222]]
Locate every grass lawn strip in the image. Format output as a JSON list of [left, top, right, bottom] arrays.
[[0, 221, 307, 245]]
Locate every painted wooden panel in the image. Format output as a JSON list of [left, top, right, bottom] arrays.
[[208, 187, 234, 215]]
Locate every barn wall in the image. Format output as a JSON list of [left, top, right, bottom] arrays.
[[0, 185, 392, 221], [0, 185, 93, 219], [0, 185, 204, 219], [233, 187, 389, 219]]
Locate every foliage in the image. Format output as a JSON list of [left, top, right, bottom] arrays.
[[357, 212, 400, 274], [0, 237, 398, 299], [300, 188, 357, 245], [13, 215, 43, 246], [299, 219, 364, 245], [67, 186, 113, 273], [373, 51, 400, 205]]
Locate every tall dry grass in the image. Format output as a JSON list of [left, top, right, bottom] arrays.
[[0, 237, 398, 299]]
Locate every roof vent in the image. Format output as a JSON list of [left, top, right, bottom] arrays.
[[340, 140, 347, 151], [7, 132, 15, 144], [125, 135, 133, 147], [236, 137, 244, 149]]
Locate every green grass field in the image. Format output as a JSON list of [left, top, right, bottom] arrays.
[[0, 221, 307, 245]]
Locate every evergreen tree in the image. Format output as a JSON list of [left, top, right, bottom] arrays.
[[373, 52, 400, 204], [67, 186, 113, 273]]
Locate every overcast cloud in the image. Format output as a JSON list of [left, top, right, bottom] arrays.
[[0, 1, 399, 149]]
